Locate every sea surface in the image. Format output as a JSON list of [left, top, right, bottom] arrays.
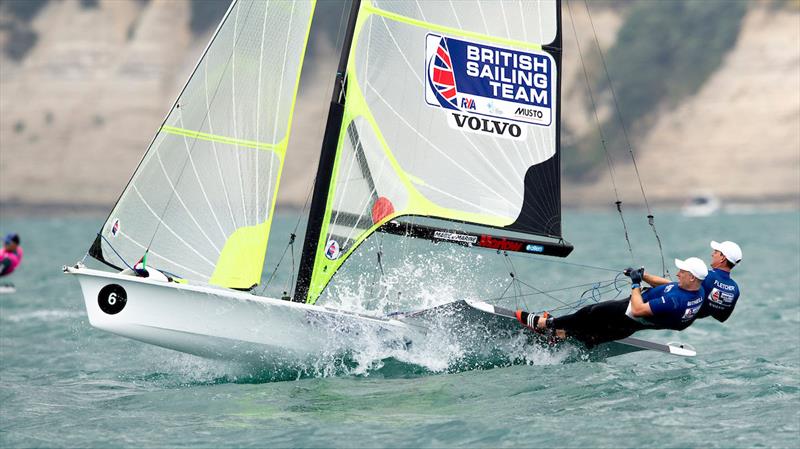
[[1, 210, 798, 448]]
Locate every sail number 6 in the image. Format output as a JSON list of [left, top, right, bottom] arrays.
[[98, 284, 128, 315]]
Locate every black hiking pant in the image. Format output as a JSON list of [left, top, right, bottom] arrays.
[[551, 297, 649, 347]]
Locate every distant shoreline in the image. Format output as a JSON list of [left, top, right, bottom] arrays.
[[2, 195, 797, 218]]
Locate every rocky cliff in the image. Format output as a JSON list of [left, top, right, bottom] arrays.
[[0, 0, 797, 214]]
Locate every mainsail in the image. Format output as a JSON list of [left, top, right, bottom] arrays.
[[88, 0, 315, 289], [296, 0, 564, 303]]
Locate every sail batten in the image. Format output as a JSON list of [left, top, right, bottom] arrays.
[[159, 126, 279, 152], [91, 0, 316, 289]]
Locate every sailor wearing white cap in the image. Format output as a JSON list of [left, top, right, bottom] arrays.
[[625, 257, 707, 329], [699, 241, 742, 322], [643, 241, 742, 323], [514, 257, 707, 347]]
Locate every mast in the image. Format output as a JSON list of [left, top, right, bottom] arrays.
[[293, 0, 362, 303]]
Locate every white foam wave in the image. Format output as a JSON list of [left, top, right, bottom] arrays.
[[4, 309, 85, 323]]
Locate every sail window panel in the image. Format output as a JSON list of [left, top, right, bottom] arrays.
[[354, 14, 557, 224], [326, 118, 409, 255], [370, 0, 558, 46]]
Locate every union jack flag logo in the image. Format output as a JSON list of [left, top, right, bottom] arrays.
[[111, 218, 120, 237], [428, 37, 458, 109], [324, 239, 340, 260]]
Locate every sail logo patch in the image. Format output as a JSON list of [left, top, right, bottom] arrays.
[[477, 235, 523, 252], [433, 231, 478, 244], [525, 244, 544, 253], [111, 218, 120, 237], [682, 305, 700, 320], [325, 239, 341, 260], [709, 288, 734, 304], [425, 33, 555, 134]]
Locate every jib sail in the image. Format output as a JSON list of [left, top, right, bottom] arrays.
[[89, 0, 316, 289]]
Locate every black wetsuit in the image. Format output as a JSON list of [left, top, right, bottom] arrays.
[[551, 298, 647, 347], [552, 283, 704, 347]]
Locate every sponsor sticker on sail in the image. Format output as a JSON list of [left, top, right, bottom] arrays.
[[325, 239, 341, 260], [433, 230, 478, 244], [111, 218, 120, 238], [425, 34, 555, 140]]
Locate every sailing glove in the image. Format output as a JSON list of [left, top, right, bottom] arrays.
[[628, 268, 644, 284]]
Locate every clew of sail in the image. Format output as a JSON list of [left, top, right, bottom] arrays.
[[88, 0, 316, 289], [303, 0, 563, 303]]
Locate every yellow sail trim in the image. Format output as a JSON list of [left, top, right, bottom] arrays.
[[363, 0, 544, 51], [209, 221, 269, 288], [205, 0, 317, 289], [256, 0, 319, 277], [160, 125, 278, 152], [305, 4, 519, 303]]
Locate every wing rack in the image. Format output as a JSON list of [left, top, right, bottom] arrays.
[[378, 221, 573, 258]]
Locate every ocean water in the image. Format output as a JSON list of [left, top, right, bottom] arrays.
[[1, 210, 798, 448]]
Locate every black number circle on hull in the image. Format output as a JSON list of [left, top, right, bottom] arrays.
[[98, 284, 127, 315]]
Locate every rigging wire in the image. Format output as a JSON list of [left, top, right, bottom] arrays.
[[97, 234, 137, 272], [484, 273, 627, 315], [492, 250, 630, 315], [565, 0, 635, 264], [583, 0, 670, 277], [502, 249, 620, 273], [501, 252, 528, 311]]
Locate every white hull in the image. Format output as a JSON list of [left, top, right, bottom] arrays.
[[66, 266, 693, 372], [65, 266, 418, 366]]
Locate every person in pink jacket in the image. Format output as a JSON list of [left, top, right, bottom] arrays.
[[0, 233, 23, 277]]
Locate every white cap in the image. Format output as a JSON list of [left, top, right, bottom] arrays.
[[711, 240, 742, 264], [675, 257, 708, 280]]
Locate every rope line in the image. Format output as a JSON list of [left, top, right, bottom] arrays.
[[583, 0, 670, 276], [503, 249, 620, 273], [98, 234, 136, 272], [565, 0, 635, 263]]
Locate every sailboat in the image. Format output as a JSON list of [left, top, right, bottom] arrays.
[[65, 0, 694, 368]]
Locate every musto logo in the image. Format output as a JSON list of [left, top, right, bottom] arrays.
[[425, 34, 555, 140]]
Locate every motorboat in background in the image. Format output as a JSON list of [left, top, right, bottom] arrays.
[[682, 191, 721, 217]]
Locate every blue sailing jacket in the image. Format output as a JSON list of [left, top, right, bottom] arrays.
[[698, 269, 740, 322], [641, 283, 704, 330]]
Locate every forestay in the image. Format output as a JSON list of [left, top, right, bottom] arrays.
[[304, 0, 563, 303], [89, 0, 315, 289]]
